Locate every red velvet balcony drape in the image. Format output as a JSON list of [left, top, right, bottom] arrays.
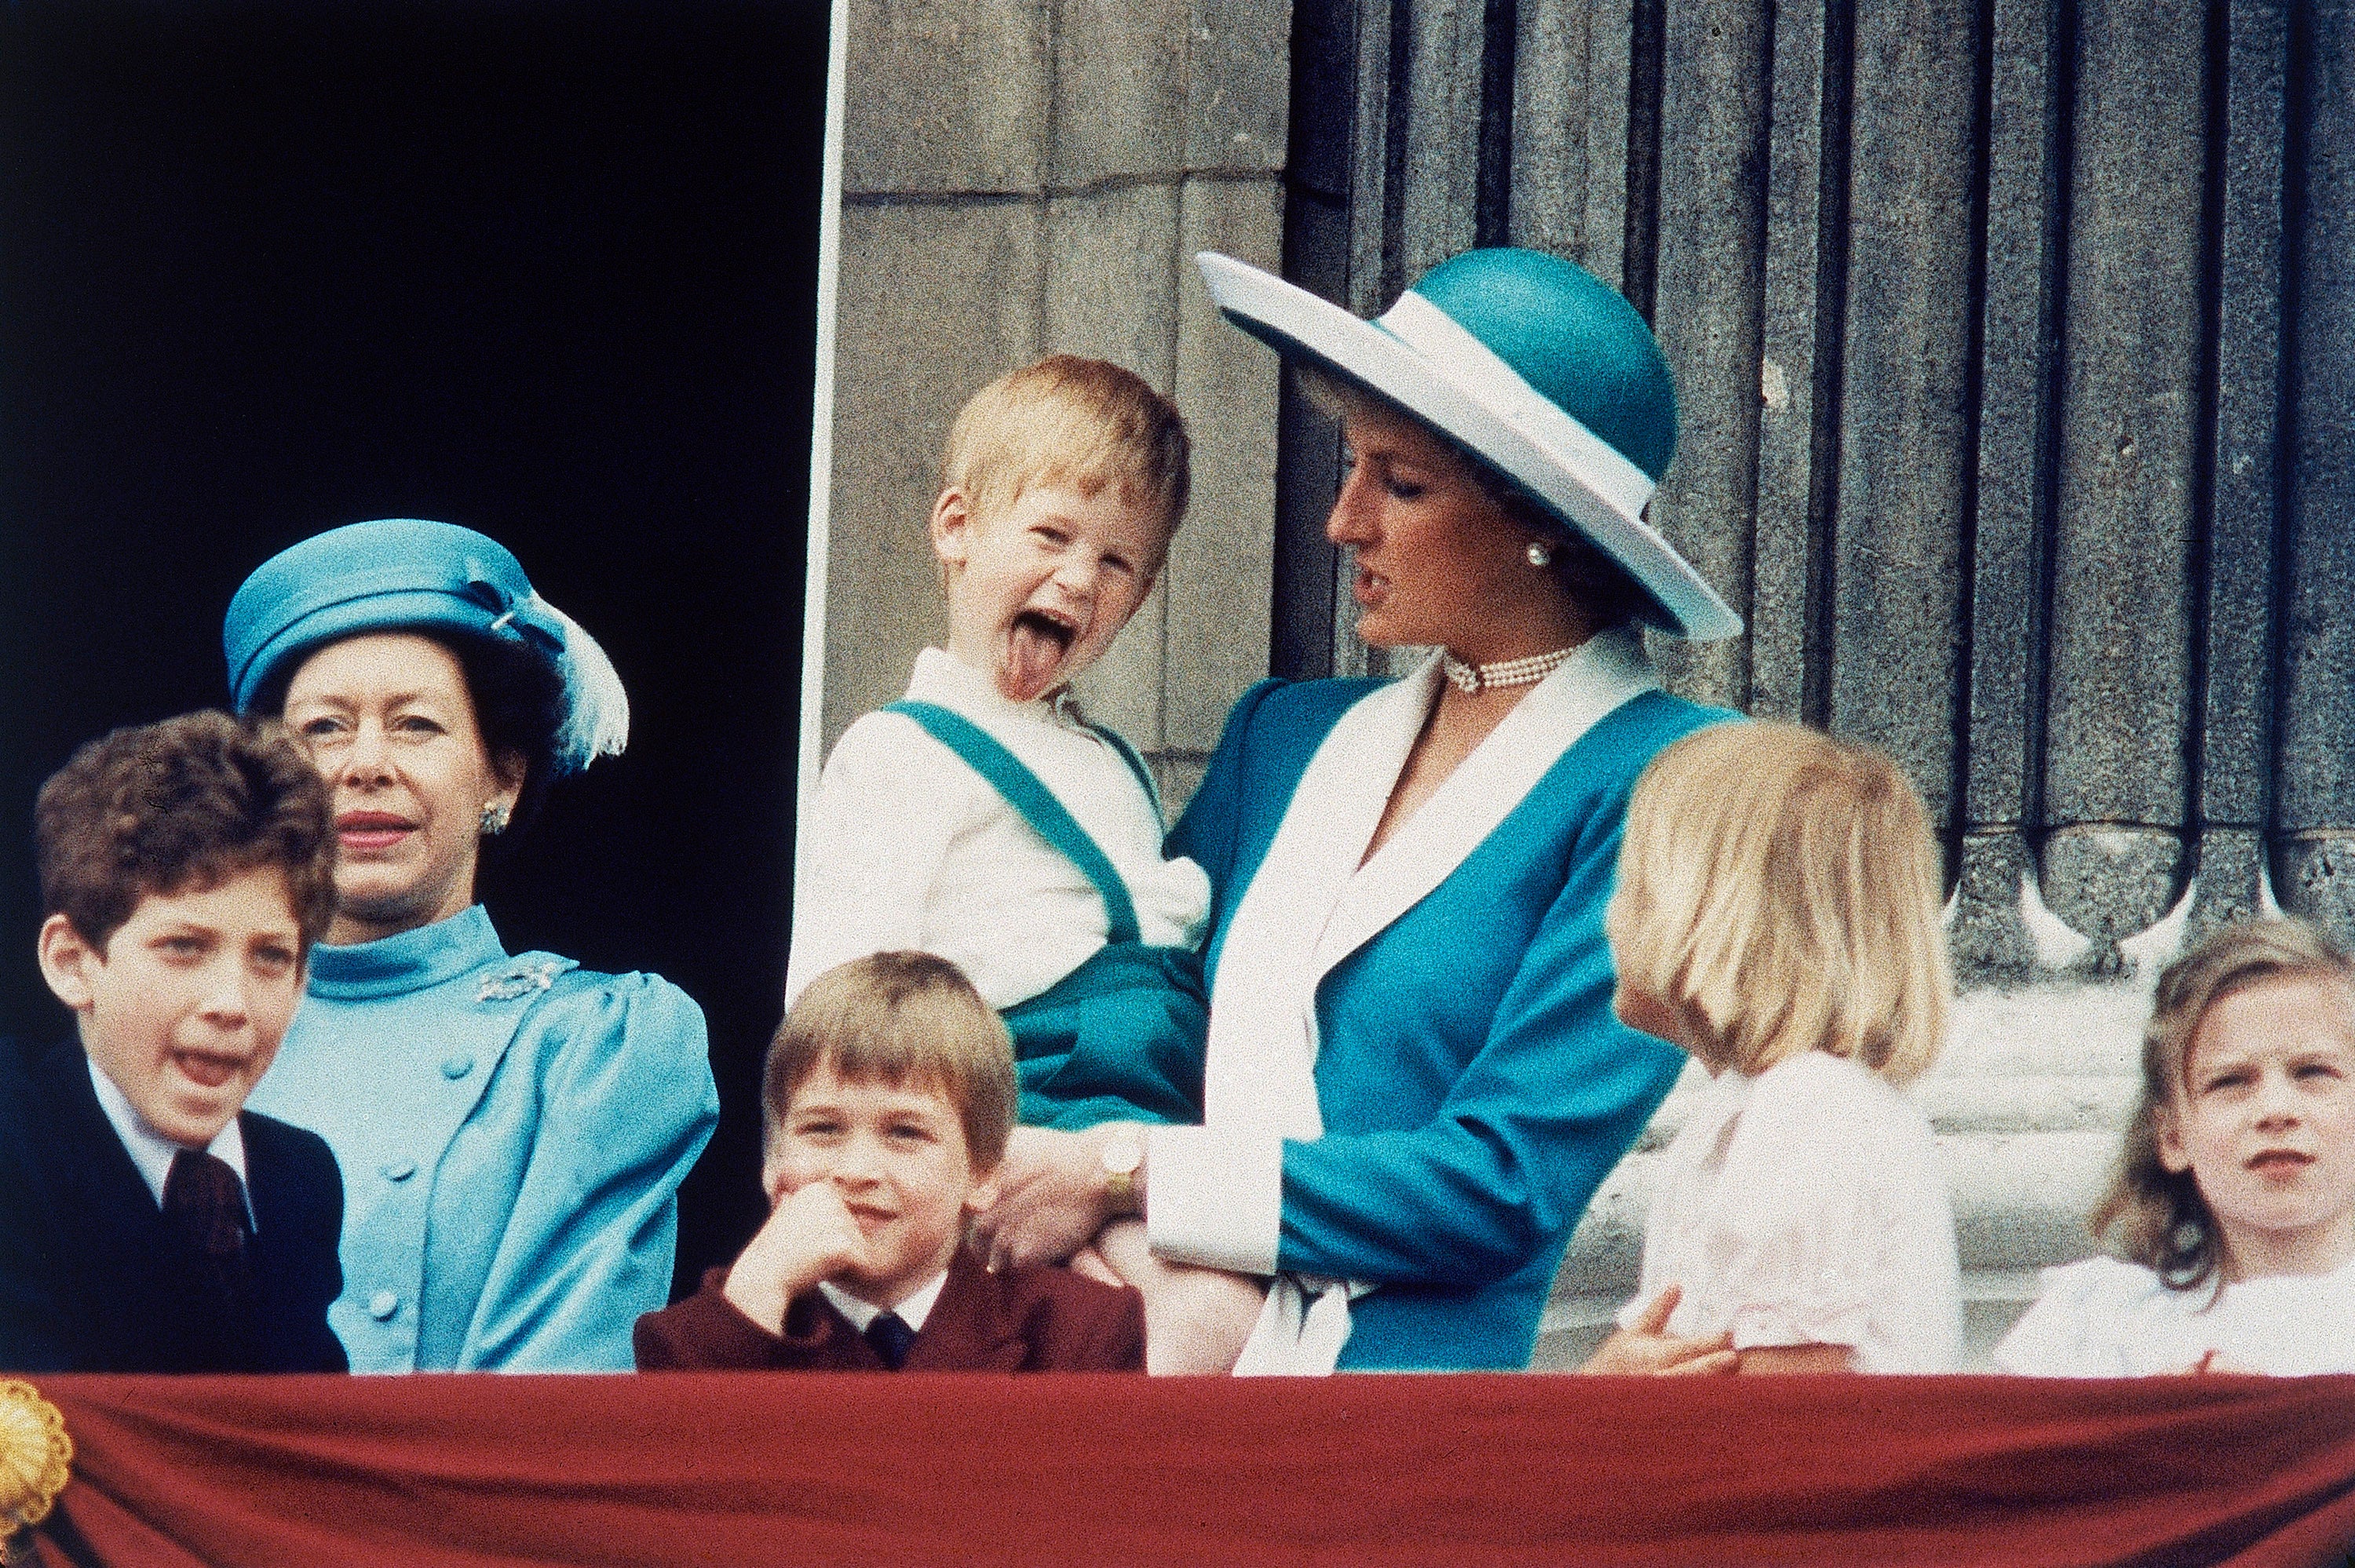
[[20, 1371, 2355, 1566]]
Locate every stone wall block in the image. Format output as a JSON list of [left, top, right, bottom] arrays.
[[1965, 0, 2061, 830], [2273, 836, 2355, 949], [823, 201, 1045, 748], [1184, 0, 1293, 173], [1167, 177, 1285, 756], [1053, 0, 1188, 186], [2039, 826, 2185, 974], [2186, 827, 2267, 947], [842, 0, 1050, 194], [1746, 0, 1824, 724], [1577, 0, 1631, 290], [2277, 5, 2355, 841], [2280, 0, 2355, 838], [1506, 0, 1598, 264], [1648, 0, 1771, 709], [1951, 831, 2040, 983], [2197, 1, 2287, 826], [1397, 0, 1485, 281], [1826, 0, 1977, 832], [1044, 184, 1184, 385], [2042, 0, 2203, 834]]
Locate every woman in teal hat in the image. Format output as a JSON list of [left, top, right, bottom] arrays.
[[223, 519, 719, 1372], [975, 248, 1742, 1372]]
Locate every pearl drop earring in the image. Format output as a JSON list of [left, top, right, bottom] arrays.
[[1525, 541, 1553, 568]]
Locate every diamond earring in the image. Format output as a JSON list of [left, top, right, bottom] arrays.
[[479, 802, 512, 837], [1525, 541, 1553, 568]]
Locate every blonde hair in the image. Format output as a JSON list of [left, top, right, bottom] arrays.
[[941, 355, 1191, 548], [763, 952, 1019, 1172], [2094, 917, 2355, 1291], [1608, 720, 1951, 1082]]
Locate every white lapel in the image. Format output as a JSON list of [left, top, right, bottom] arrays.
[[1309, 627, 1659, 980], [1201, 660, 1438, 1134]]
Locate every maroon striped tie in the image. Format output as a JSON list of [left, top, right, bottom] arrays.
[[162, 1147, 254, 1305]]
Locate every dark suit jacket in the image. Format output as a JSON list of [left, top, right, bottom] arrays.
[[633, 1249, 1145, 1373], [0, 1037, 347, 1373]]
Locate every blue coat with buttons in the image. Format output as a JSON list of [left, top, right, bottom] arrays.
[[246, 905, 719, 1372]]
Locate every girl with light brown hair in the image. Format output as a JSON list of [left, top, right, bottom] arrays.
[[1996, 917, 2355, 1376]]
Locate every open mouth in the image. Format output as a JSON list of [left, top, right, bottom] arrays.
[[173, 1049, 249, 1090], [1002, 608, 1079, 700]]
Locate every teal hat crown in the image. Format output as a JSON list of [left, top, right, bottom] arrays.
[[1408, 248, 1677, 483], [224, 518, 630, 775], [1196, 247, 1737, 640]]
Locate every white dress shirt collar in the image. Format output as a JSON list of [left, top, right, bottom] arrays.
[[818, 1268, 949, 1333], [87, 1057, 251, 1217]]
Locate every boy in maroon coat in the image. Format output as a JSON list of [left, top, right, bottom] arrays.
[[636, 952, 1143, 1373]]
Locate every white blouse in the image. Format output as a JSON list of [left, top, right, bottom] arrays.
[[1619, 1050, 1963, 1373], [784, 648, 1211, 1011], [1995, 1253, 2355, 1377]]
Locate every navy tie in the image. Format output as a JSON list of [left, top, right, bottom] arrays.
[[863, 1311, 917, 1370]]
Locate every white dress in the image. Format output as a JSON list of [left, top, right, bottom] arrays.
[[1619, 1049, 1963, 1373], [1994, 1253, 2355, 1377]]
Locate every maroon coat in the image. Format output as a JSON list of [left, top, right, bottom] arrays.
[[633, 1249, 1145, 1373]]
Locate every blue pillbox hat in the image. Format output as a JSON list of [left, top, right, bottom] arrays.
[[224, 518, 629, 775]]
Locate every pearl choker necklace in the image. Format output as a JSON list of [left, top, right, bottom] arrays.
[[1440, 645, 1580, 695]]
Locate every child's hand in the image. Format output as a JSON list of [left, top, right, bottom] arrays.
[[721, 1182, 875, 1334], [1578, 1285, 1740, 1376]]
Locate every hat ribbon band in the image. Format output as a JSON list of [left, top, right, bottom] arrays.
[[1375, 290, 1656, 522]]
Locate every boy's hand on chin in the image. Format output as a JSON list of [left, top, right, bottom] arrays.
[[722, 1183, 876, 1333]]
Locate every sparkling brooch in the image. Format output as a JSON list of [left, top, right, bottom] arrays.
[[476, 961, 563, 1004]]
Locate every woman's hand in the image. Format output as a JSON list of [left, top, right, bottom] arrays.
[[973, 1125, 1142, 1271], [1578, 1285, 1739, 1376]]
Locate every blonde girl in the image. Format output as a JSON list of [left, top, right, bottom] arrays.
[[1995, 918, 2355, 1376], [1583, 720, 1962, 1375]]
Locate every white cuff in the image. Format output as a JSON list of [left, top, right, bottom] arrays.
[[1145, 1125, 1282, 1274]]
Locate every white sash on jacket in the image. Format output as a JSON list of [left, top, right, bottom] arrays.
[[1209, 630, 1659, 1374]]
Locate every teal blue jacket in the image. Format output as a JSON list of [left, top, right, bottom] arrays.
[[246, 906, 718, 1371], [1168, 674, 1727, 1369]]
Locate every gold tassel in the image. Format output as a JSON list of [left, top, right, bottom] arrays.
[[0, 1381, 71, 1540]]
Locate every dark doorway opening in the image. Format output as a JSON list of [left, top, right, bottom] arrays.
[[0, 0, 825, 1289]]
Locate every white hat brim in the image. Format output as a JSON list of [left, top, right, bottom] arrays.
[[1198, 252, 1741, 642]]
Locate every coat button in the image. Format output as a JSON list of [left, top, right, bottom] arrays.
[[379, 1159, 417, 1182], [368, 1290, 400, 1321], [440, 1053, 474, 1079]]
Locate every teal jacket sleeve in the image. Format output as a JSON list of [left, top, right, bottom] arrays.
[[440, 973, 719, 1370]]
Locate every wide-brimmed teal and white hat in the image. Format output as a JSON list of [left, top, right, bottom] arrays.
[[1197, 248, 1740, 641]]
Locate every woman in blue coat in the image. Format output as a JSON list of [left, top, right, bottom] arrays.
[[977, 249, 1740, 1371], [223, 519, 719, 1371]]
